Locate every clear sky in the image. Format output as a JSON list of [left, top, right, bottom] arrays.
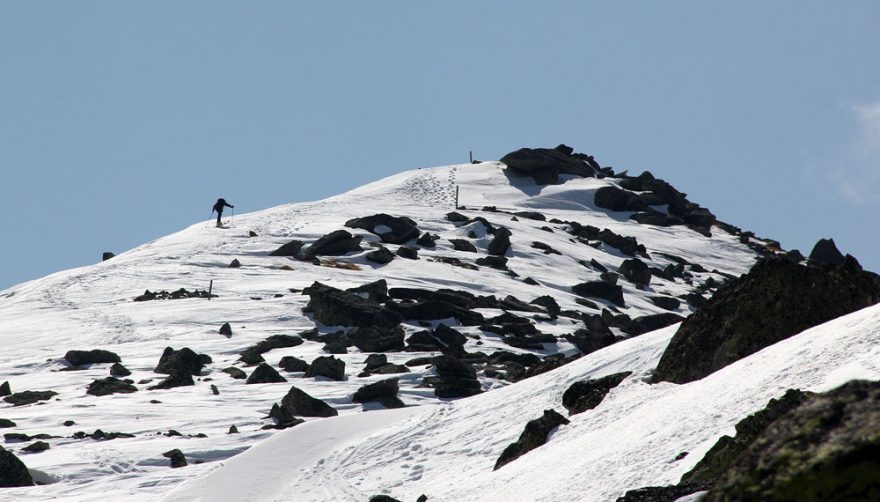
[[1, 2, 878, 290]]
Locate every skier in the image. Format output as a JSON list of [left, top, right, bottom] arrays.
[[212, 198, 234, 227]]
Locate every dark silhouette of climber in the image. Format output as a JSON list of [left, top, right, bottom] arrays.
[[212, 198, 234, 227]]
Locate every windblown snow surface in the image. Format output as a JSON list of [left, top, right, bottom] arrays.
[[0, 162, 875, 501]]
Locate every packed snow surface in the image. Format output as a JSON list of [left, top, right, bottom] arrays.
[[1, 162, 869, 501]]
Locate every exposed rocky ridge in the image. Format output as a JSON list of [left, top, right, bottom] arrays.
[[707, 380, 880, 501], [653, 256, 880, 384]]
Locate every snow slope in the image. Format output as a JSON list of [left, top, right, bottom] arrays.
[[163, 303, 880, 502], [0, 161, 770, 500]]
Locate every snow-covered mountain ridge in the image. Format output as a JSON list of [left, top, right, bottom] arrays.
[[0, 148, 875, 501]]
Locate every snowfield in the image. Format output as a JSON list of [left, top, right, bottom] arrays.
[[0, 161, 872, 501]]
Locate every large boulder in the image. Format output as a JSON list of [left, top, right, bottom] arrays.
[[302, 282, 402, 328], [808, 237, 845, 266], [706, 381, 880, 501], [305, 356, 345, 381], [562, 372, 632, 415], [269, 239, 304, 257], [653, 257, 880, 384], [594, 186, 645, 212], [0, 445, 33, 487], [494, 409, 570, 470], [345, 214, 420, 244], [682, 389, 810, 487], [246, 363, 287, 384], [619, 258, 651, 287], [388, 301, 484, 326], [352, 378, 405, 409], [154, 347, 207, 376], [347, 325, 405, 352], [64, 349, 121, 367], [86, 377, 138, 396], [3, 390, 57, 406], [280, 386, 338, 417], [572, 281, 625, 307], [301, 230, 363, 259], [239, 335, 304, 365], [501, 145, 596, 185], [427, 356, 482, 398]]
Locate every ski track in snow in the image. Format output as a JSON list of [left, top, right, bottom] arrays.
[[0, 161, 834, 501]]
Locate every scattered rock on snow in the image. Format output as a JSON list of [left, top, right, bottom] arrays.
[[562, 372, 632, 415], [572, 281, 625, 307], [245, 363, 288, 384], [305, 356, 346, 381], [366, 246, 396, 264], [154, 347, 208, 376], [345, 214, 420, 244], [86, 377, 138, 396], [239, 334, 304, 365], [494, 409, 570, 470], [278, 356, 310, 373], [0, 382, 10, 397], [3, 391, 58, 407], [302, 282, 402, 328], [219, 322, 232, 336], [280, 386, 338, 417], [426, 356, 482, 398], [22, 441, 50, 454], [352, 378, 405, 409], [0, 445, 34, 487], [347, 325, 406, 353], [109, 363, 131, 377], [222, 367, 247, 379], [64, 349, 121, 367], [162, 449, 187, 468]]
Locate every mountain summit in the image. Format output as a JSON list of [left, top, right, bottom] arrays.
[[0, 146, 877, 501]]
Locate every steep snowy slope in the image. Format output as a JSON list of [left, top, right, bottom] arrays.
[[164, 303, 880, 502], [0, 160, 764, 500]]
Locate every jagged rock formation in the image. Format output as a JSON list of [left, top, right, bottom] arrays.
[[345, 214, 420, 244], [501, 144, 598, 184], [706, 380, 880, 501], [562, 372, 632, 415], [494, 409, 570, 470], [653, 256, 880, 384]]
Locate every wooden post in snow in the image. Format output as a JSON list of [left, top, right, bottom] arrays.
[[469, 150, 473, 163], [208, 280, 213, 300], [455, 185, 459, 209]]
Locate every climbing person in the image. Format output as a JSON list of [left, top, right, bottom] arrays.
[[212, 198, 234, 227]]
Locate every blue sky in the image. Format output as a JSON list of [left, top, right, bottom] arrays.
[[1, 2, 878, 290]]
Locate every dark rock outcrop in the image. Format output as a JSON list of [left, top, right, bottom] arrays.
[[302, 282, 402, 328], [808, 237, 845, 266], [3, 391, 57, 407], [616, 484, 708, 502], [449, 239, 477, 253], [562, 372, 632, 415], [222, 367, 247, 379], [348, 325, 406, 353], [64, 349, 121, 367], [345, 214, 420, 244], [623, 313, 685, 336], [280, 386, 338, 417], [396, 246, 418, 259], [352, 378, 405, 409], [110, 363, 131, 377], [487, 227, 512, 256], [501, 145, 595, 185], [154, 347, 208, 376], [86, 377, 138, 396], [0, 382, 9, 397], [148, 372, 194, 390], [594, 186, 645, 212], [0, 445, 34, 487], [305, 356, 346, 381], [706, 381, 880, 501], [682, 389, 810, 487], [366, 247, 396, 264], [279, 356, 310, 373], [239, 335, 304, 365], [163, 449, 187, 468], [219, 322, 232, 336], [426, 356, 482, 398], [494, 409, 570, 470], [653, 257, 880, 384], [269, 239, 304, 257], [301, 230, 363, 258], [572, 281, 625, 307], [246, 363, 288, 384], [619, 258, 651, 287]]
